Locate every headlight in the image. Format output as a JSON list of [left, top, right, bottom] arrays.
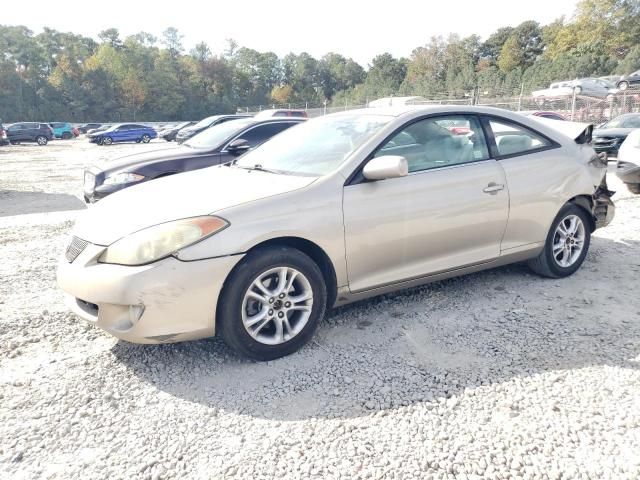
[[103, 173, 145, 185], [98, 216, 229, 265]]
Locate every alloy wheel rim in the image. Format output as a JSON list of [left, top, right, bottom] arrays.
[[552, 214, 586, 268], [241, 266, 313, 345], [37, 137, 46, 145]]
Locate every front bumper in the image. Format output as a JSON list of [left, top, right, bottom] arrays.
[[84, 182, 132, 203], [88, 136, 101, 144], [616, 161, 640, 185], [57, 242, 243, 344]]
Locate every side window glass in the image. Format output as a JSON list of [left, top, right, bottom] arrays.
[[237, 123, 293, 147], [375, 115, 489, 173], [489, 119, 551, 156]]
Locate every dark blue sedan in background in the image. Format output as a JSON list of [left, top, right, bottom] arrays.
[[88, 123, 158, 145]]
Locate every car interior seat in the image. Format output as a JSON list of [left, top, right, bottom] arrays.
[[497, 134, 532, 156]]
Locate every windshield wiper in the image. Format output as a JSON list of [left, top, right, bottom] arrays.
[[234, 163, 284, 174]]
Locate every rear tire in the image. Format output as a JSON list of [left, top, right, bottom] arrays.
[[218, 246, 327, 361], [61, 132, 72, 140], [36, 136, 48, 146], [528, 203, 591, 278], [618, 81, 629, 91], [627, 183, 640, 194]]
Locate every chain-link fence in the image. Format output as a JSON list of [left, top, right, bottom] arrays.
[[240, 88, 640, 123]]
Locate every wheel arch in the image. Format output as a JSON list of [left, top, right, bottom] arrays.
[[220, 236, 338, 311], [568, 194, 596, 232]]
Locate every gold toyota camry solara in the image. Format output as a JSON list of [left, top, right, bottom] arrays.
[[58, 106, 615, 360]]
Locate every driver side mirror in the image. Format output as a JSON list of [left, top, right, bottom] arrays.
[[363, 155, 408, 181], [227, 138, 251, 155]]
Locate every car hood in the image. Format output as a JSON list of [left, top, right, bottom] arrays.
[[593, 128, 634, 137], [177, 127, 198, 136], [94, 146, 212, 174], [73, 166, 317, 245]]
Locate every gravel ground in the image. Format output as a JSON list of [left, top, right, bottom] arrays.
[[1, 139, 639, 479]]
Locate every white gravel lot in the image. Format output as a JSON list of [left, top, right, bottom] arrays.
[[1, 139, 639, 480]]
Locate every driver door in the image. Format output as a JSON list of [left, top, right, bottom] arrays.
[[343, 114, 509, 292]]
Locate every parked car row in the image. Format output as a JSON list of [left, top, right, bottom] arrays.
[[58, 105, 617, 361], [531, 72, 640, 100], [532, 77, 616, 99], [0, 110, 309, 147], [0, 121, 82, 145]]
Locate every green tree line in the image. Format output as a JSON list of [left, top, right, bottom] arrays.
[[0, 0, 638, 122]]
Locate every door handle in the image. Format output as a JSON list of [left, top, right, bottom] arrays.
[[483, 183, 505, 194]]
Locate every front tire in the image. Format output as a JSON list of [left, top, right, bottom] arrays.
[[627, 183, 640, 194], [528, 204, 591, 278], [141, 134, 151, 143], [618, 81, 629, 91], [36, 136, 48, 146], [218, 246, 327, 361], [102, 136, 113, 146], [61, 132, 72, 140]]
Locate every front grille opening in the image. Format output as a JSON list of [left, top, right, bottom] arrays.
[[66, 236, 89, 263]]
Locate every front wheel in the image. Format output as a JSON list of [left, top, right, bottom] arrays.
[[141, 134, 151, 143], [218, 246, 327, 361], [528, 204, 591, 278], [618, 81, 629, 91], [102, 136, 113, 146], [627, 183, 640, 194], [61, 132, 72, 140], [36, 136, 48, 146]]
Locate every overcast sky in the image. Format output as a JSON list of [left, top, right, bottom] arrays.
[[4, 0, 579, 66]]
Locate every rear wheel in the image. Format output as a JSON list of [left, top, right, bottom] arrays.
[[10, 141, 19, 145], [627, 183, 640, 194], [528, 204, 591, 278], [61, 132, 72, 140], [102, 136, 113, 146], [218, 246, 327, 361], [618, 81, 629, 91], [36, 136, 48, 146], [141, 134, 151, 143]]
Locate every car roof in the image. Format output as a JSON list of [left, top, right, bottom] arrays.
[[330, 105, 531, 118], [226, 117, 307, 129]]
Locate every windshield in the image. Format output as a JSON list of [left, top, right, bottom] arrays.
[[184, 119, 253, 149], [236, 114, 392, 176], [192, 116, 219, 129]]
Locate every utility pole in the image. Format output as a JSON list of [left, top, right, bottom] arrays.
[[517, 83, 524, 111]]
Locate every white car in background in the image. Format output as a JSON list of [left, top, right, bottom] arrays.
[[616, 129, 640, 194], [532, 78, 612, 99]]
